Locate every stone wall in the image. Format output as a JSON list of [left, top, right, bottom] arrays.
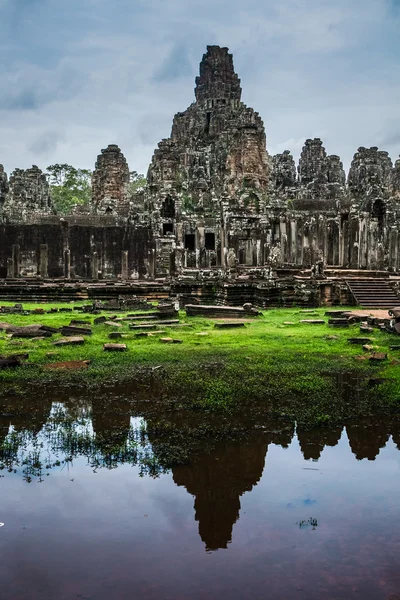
[[0, 222, 153, 280]]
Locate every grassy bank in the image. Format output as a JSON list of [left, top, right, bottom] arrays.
[[1, 302, 400, 425]]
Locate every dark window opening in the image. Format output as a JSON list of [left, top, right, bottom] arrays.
[[163, 223, 173, 235], [185, 234, 196, 251], [205, 112, 211, 135], [205, 232, 215, 250], [161, 196, 175, 218], [371, 199, 385, 219], [105, 206, 113, 214], [371, 199, 385, 234]]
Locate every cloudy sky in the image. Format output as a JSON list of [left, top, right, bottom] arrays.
[[0, 0, 399, 177]]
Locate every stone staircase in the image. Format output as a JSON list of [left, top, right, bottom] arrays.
[[346, 279, 399, 308]]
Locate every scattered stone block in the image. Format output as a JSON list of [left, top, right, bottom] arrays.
[[363, 344, 377, 351], [348, 338, 373, 345], [326, 335, 339, 340], [283, 321, 296, 325], [94, 316, 107, 324], [104, 321, 122, 327], [0, 357, 22, 369], [369, 352, 387, 362], [390, 345, 400, 350], [40, 325, 59, 334], [108, 332, 123, 339], [214, 322, 246, 329], [53, 337, 85, 346], [328, 318, 349, 328], [196, 332, 210, 336], [300, 320, 325, 324], [160, 337, 174, 343], [61, 325, 92, 336], [11, 330, 52, 339], [103, 343, 127, 352]]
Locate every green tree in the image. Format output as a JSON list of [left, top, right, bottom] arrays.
[[46, 164, 92, 215], [129, 170, 147, 195]]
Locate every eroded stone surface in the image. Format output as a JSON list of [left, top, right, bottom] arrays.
[[2, 166, 53, 222], [92, 145, 130, 215]]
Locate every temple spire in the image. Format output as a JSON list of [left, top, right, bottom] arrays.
[[195, 45, 242, 104]]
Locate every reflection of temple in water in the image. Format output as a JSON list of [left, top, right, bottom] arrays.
[[346, 419, 390, 461], [172, 434, 269, 551], [297, 426, 343, 460]]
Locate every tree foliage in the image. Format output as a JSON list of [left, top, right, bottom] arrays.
[[46, 164, 92, 215], [129, 171, 147, 196]]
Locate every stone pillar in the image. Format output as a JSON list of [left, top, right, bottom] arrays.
[[256, 239, 262, 266], [64, 249, 71, 279], [279, 220, 287, 262], [12, 244, 20, 278], [220, 225, 227, 269], [6, 258, 13, 278], [148, 249, 156, 279], [390, 228, 398, 271], [342, 219, 349, 267], [358, 215, 368, 269], [290, 220, 297, 263], [39, 244, 48, 278], [92, 252, 99, 280], [121, 251, 129, 280], [368, 220, 378, 270]]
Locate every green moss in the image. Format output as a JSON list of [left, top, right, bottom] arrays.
[[1, 302, 399, 425]]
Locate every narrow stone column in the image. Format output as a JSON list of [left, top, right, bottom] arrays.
[[12, 244, 20, 278], [148, 249, 156, 279], [121, 251, 129, 280], [64, 249, 71, 279], [220, 225, 227, 269], [92, 252, 99, 280], [39, 244, 48, 278], [6, 257, 13, 278]]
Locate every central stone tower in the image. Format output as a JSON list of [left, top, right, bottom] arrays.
[[147, 45, 271, 216]]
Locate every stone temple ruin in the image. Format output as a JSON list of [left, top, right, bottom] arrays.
[[1, 45, 400, 306]]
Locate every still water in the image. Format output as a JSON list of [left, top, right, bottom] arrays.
[[1, 394, 400, 599]]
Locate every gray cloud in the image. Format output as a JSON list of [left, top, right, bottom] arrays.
[[154, 42, 193, 82], [28, 130, 65, 156]]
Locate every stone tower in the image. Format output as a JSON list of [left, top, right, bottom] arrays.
[[92, 144, 130, 215], [147, 45, 271, 215], [2, 165, 53, 221]]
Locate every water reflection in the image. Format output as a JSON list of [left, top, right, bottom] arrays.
[[173, 435, 268, 551], [0, 395, 398, 478], [1, 393, 400, 599]]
